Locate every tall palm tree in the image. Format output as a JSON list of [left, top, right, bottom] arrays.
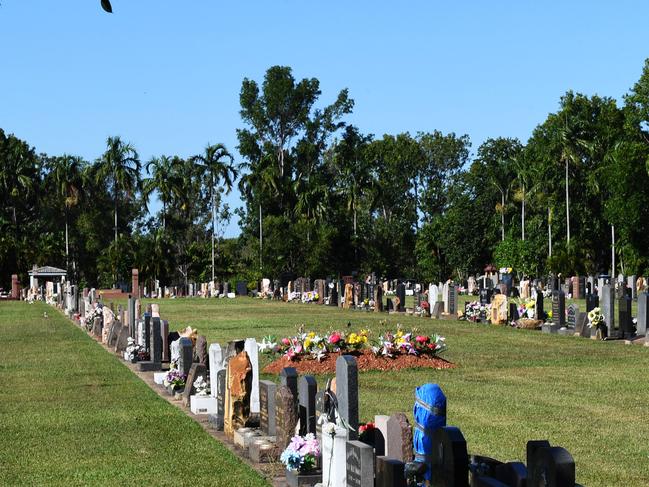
[[512, 154, 542, 241], [191, 144, 237, 282], [48, 155, 84, 271], [143, 155, 182, 229], [94, 136, 141, 244]]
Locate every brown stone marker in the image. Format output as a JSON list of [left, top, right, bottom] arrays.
[[11, 274, 19, 299], [182, 363, 207, 406], [224, 351, 253, 437], [194, 335, 208, 366], [131, 268, 139, 298], [386, 412, 414, 463], [275, 385, 298, 451]]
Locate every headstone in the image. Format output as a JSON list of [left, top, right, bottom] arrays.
[[115, 324, 130, 353], [275, 385, 298, 450], [161, 320, 170, 362], [279, 367, 298, 414], [127, 296, 135, 338], [194, 335, 208, 366], [490, 294, 508, 324], [396, 283, 406, 312], [528, 445, 575, 487], [430, 426, 469, 487], [618, 295, 633, 338], [586, 294, 599, 313], [535, 291, 544, 320], [178, 337, 193, 376], [374, 285, 384, 312], [336, 355, 359, 440], [432, 301, 444, 319], [149, 316, 162, 364], [224, 351, 253, 436], [601, 284, 615, 337], [212, 368, 226, 430], [208, 343, 223, 398], [479, 288, 492, 306], [551, 291, 565, 328], [628, 275, 637, 300], [575, 312, 590, 338], [346, 440, 375, 487], [131, 268, 139, 298], [509, 303, 520, 322], [298, 375, 317, 435], [244, 338, 260, 414], [386, 412, 413, 463], [375, 457, 406, 487], [182, 363, 207, 406], [566, 304, 579, 329], [259, 380, 277, 436], [322, 424, 348, 487], [637, 293, 649, 335], [448, 284, 458, 315]]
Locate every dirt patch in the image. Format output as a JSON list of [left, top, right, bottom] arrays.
[[262, 349, 455, 375]]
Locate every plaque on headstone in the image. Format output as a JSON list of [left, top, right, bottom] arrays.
[[566, 304, 579, 328], [551, 291, 565, 328], [346, 440, 375, 487]]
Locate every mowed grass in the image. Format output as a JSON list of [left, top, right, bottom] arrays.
[[0, 301, 269, 487], [132, 296, 649, 487]]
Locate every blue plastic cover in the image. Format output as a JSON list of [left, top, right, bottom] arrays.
[[413, 383, 447, 480]]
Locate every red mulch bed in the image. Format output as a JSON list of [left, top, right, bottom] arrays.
[[262, 349, 456, 375]]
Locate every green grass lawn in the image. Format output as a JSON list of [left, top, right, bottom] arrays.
[[132, 295, 648, 487], [0, 300, 269, 487]]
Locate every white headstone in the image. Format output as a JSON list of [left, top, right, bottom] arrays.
[[208, 343, 223, 399], [244, 338, 260, 413], [170, 339, 181, 363], [321, 424, 347, 487], [442, 282, 450, 313]]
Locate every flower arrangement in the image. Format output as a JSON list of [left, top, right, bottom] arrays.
[[124, 337, 145, 362], [301, 292, 319, 303], [280, 433, 320, 473], [261, 326, 446, 361], [462, 301, 489, 322], [515, 298, 535, 319], [163, 369, 186, 390], [193, 375, 209, 396], [588, 307, 605, 328]]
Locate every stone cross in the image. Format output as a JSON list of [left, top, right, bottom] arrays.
[[336, 355, 359, 440]]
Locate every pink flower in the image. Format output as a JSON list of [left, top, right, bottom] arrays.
[[329, 333, 341, 344], [285, 349, 296, 360], [415, 335, 428, 343], [281, 338, 290, 345], [294, 345, 303, 354]]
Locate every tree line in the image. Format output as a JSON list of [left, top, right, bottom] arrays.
[[2, 60, 649, 289]]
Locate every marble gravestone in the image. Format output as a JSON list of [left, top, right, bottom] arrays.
[[208, 343, 224, 399], [244, 338, 260, 414]]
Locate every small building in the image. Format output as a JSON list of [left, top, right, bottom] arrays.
[[28, 265, 67, 290]]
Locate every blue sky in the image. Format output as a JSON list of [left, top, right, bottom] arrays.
[[1, 1, 648, 237]]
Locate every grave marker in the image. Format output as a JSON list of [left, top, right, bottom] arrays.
[[601, 284, 615, 337], [566, 303, 579, 329], [386, 412, 413, 463], [376, 457, 406, 487], [551, 291, 566, 328], [298, 375, 317, 435], [275, 385, 298, 450], [637, 292, 649, 335], [336, 355, 359, 440], [208, 343, 223, 398], [244, 338, 260, 414], [430, 426, 469, 487], [178, 337, 193, 376], [346, 440, 374, 487], [259, 380, 277, 436], [182, 363, 207, 406]]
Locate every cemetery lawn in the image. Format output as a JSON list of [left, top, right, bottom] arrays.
[[0, 301, 269, 487], [142, 296, 648, 487]]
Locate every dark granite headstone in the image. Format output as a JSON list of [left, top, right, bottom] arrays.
[[336, 355, 359, 440], [430, 426, 469, 487], [618, 296, 633, 338], [143, 313, 151, 352], [528, 446, 575, 487], [178, 337, 193, 376], [115, 324, 130, 353], [376, 457, 406, 487], [346, 440, 374, 487], [92, 316, 103, 338], [275, 385, 298, 451], [374, 286, 384, 312], [259, 379, 277, 436], [586, 294, 599, 313], [150, 316, 162, 363], [479, 288, 493, 306], [535, 291, 544, 320], [509, 303, 520, 322], [298, 375, 317, 435], [107, 318, 121, 348], [213, 368, 226, 430], [396, 283, 406, 312], [576, 312, 589, 337], [386, 413, 413, 463], [236, 281, 247, 296]]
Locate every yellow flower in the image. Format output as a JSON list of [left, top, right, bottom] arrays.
[[308, 332, 316, 339], [304, 338, 312, 348]]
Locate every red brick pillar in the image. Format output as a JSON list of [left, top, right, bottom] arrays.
[[132, 268, 140, 298], [11, 274, 19, 299]]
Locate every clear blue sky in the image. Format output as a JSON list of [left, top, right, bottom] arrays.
[[1, 1, 648, 237]]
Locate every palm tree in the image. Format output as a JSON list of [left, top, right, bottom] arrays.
[[48, 155, 84, 271], [143, 155, 182, 229], [191, 144, 237, 282], [512, 154, 542, 241], [94, 136, 141, 244]]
